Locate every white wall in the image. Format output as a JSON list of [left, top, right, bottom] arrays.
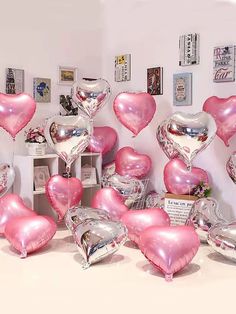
[[97, 0, 236, 220], [0, 0, 102, 159]]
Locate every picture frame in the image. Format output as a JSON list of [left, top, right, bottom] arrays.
[[173, 72, 192, 106], [6, 68, 24, 94], [81, 164, 97, 186], [213, 45, 235, 82], [33, 78, 51, 103], [34, 166, 50, 191], [59, 94, 78, 116], [59, 66, 77, 85], [147, 67, 163, 95], [114, 54, 131, 82], [179, 33, 200, 66]]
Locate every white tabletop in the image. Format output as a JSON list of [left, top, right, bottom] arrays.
[[0, 229, 236, 314]]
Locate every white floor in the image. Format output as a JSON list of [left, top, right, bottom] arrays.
[[0, 228, 236, 314]]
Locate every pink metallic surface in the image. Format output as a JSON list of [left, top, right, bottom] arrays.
[[88, 126, 117, 155]]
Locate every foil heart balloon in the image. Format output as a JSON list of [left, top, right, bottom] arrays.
[[74, 218, 127, 268], [165, 112, 217, 168], [121, 208, 170, 244], [44, 115, 92, 171], [102, 161, 116, 182], [115, 146, 152, 179], [0, 194, 36, 235], [145, 191, 165, 209], [207, 222, 236, 262], [113, 92, 156, 136], [139, 225, 200, 281], [91, 187, 129, 220], [71, 78, 111, 119], [65, 206, 110, 231], [87, 126, 117, 155], [5, 215, 57, 258], [203, 96, 236, 146], [156, 120, 179, 159], [46, 175, 83, 222], [186, 197, 225, 242], [164, 158, 209, 195], [226, 151, 236, 183], [0, 93, 36, 139], [0, 164, 15, 197]]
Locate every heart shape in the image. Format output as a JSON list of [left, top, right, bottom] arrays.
[[121, 208, 170, 244], [164, 158, 209, 195], [203, 96, 236, 146], [0, 93, 36, 139], [74, 218, 127, 268], [156, 120, 179, 159], [0, 164, 15, 197], [46, 175, 83, 222], [65, 206, 110, 231], [71, 78, 111, 119], [165, 112, 217, 167], [44, 115, 92, 169], [113, 92, 156, 136], [226, 151, 236, 183], [208, 222, 236, 261], [91, 187, 129, 220], [139, 225, 200, 281], [115, 146, 152, 179], [0, 194, 36, 236], [5, 215, 57, 258], [186, 197, 225, 242], [87, 126, 117, 155]]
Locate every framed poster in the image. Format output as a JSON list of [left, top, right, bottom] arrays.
[[59, 66, 77, 85], [34, 166, 50, 191], [147, 67, 163, 95], [164, 193, 197, 226], [213, 45, 235, 82], [179, 33, 200, 66], [33, 78, 51, 103], [173, 72, 192, 106], [59, 95, 78, 116], [6, 68, 24, 94], [114, 54, 131, 82]]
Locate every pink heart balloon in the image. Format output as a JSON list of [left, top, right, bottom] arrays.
[[113, 92, 156, 136], [46, 175, 83, 222], [139, 225, 200, 281], [0, 194, 36, 236], [121, 208, 170, 244], [0, 93, 36, 139], [5, 215, 57, 258], [91, 187, 129, 220], [87, 126, 118, 155], [164, 158, 209, 195], [203, 96, 236, 146], [115, 146, 152, 179]]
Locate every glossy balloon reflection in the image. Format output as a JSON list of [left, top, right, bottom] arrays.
[[5, 215, 57, 258], [226, 151, 236, 184], [71, 78, 111, 119], [0, 164, 15, 197], [102, 161, 116, 182], [139, 226, 200, 281], [44, 115, 92, 170], [156, 120, 179, 159], [65, 206, 110, 231], [165, 112, 217, 167], [74, 219, 127, 268], [88, 126, 117, 155]]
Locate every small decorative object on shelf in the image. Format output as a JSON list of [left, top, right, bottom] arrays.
[[192, 181, 211, 198], [25, 127, 47, 156], [34, 166, 50, 191], [81, 164, 97, 185]]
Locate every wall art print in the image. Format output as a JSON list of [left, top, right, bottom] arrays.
[[33, 78, 51, 103], [173, 73, 192, 106], [6, 68, 24, 94]]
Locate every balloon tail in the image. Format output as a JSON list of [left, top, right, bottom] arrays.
[[66, 164, 71, 175], [20, 249, 27, 258], [165, 273, 173, 282], [82, 261, 90, 270]]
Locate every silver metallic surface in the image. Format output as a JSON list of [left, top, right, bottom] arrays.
[[156, 120, 179, 159], [0, 163, 15, 197], [226, 151, 236, 184]]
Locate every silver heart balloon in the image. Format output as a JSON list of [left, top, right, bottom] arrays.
[[65, 206, 110, 231], [44, 115, 92, 170], [165, 112, 217, 167], [74, 219, 127, 268], [156, 120, 179, 159], [71, 78, 111, 119], [208, 222, 236, 262], [186, 197, 225, 243], [0, 164, 15, 197], [145, 190, 165, 209], [226, 151, 236, 184]]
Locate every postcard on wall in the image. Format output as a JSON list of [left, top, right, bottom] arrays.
[[173, 73, 192, 106], [147, 67, 163, 95], [213, 45, 235, 82], [33, 78, 51, 103], [6, 68, 24, 94], [59, 95, 78, 116], [179, 33, 200, 66], [114, 54, 131, 82]]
